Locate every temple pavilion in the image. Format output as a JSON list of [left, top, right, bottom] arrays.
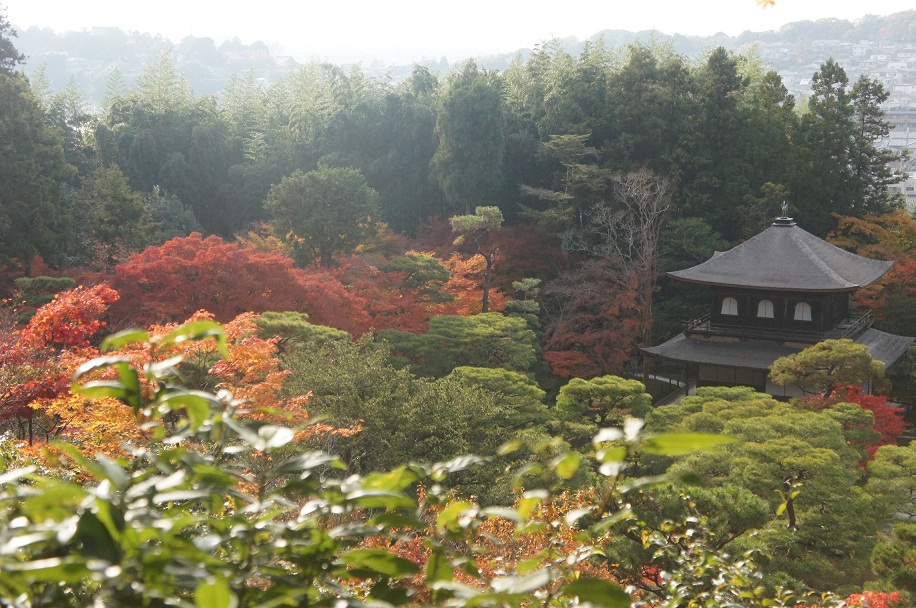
[[642, 214, 914, 399]]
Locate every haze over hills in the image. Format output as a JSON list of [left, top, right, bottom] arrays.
[[10, 10, 916, 107]]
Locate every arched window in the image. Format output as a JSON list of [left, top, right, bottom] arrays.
[[794, 301, 812, 321], [757, 299, 774, 318], [720, 297, 738, 316]]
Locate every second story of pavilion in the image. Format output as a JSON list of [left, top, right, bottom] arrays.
[[668, 216, 893, 344]]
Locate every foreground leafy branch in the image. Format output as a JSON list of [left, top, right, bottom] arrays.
[[0, 322, 825, 607]]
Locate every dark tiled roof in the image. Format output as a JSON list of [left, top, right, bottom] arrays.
[[668, 221, 893, 292], [642, 333, 799, 370], [856, 328, 915, 369], [643, 329, 913, 371]]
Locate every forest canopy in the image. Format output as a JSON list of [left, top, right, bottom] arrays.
[[1, 6, 914, 604]]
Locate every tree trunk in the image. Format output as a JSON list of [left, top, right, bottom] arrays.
[[482, 255, 493, 313]]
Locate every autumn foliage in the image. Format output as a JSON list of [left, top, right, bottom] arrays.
[[101, 233, 370, 334], [137, 311, 356, 441], [834, 592, 902, 608], [0, 285, 119, 436], [829, 212, 916, 335], [807, 385, 908, 458], [328, 256, 430, 333], [21, 284, 119, 349], [105, 233, 307, 324], [543, 261, 647, 378], [431, 253, 507, 316], [361, 491, 621, 604], [0, 280, 359, 457]]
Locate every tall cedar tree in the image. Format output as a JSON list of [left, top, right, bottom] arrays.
[[0, 23, 75, 274]]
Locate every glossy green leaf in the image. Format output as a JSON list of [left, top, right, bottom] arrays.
[[368, 579, 410, 605], [3, 558, 92, 583], [159, 392, 214, 432], [348, 490, 416, 511], [276, 452, 346, 474], [551, 452, 581, 480], [564, 507, 592, 527], [255, 425, 295, 451], [363, 466, 421, 492], [593, 428, 624, 444], [623, 417, 644, 441], [517, 495, 542, 520], [425, 546, 453, 583], [597, 446, 628, 463], [498, 439, 523, 455], [72, 356, 132, 384], [342, 549, 421, 578], [437, 500, 475, 531], [114, 363, 142, 408], [157, 321, 227, 355], [195, 577, 238, 608], [433, 455, 486, 476], [101, 329, 149, 352], [73, 511, 121, 563], [0, 465, 36, 485], [564, 577, 631, 607], [640, 432, 738, 455], [591, 507, 635, 534], [370, 513, 427, 530], [145, 356, 184, 380], [480, 507, 522, 523], [75, 381, 130, 402], [93, 454, 129, 489]]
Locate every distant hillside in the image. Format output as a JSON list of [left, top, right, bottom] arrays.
[[11, 10, 916, 106], [14, 26, 293, 103], [477, 10, 916, 69]]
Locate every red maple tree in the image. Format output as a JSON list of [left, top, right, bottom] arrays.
[[543, 261, 647, 378], [328, 256, 430, 334], [103, 234, 371, 335], [807, 386, 908, 459]]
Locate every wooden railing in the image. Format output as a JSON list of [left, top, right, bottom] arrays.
[[683, 310, 873, 342]]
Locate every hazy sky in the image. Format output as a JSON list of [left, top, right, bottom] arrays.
[[2, 0, 910, 63]]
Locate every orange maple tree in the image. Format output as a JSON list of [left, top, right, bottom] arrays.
[[431, 253, 508, 316], [328, 256, 430, 334], [21, 284, 120, 350], [103, 310, 356, 441], [0, 285, 119, 444], [1, 279, 358, 459], [828, 212, 916, 333], [812, 592, 902, 608]]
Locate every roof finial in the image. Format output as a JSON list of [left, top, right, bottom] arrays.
[[773, 201, 795, 226]]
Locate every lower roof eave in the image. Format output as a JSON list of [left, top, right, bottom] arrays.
[[642, 329, 915, 371]]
